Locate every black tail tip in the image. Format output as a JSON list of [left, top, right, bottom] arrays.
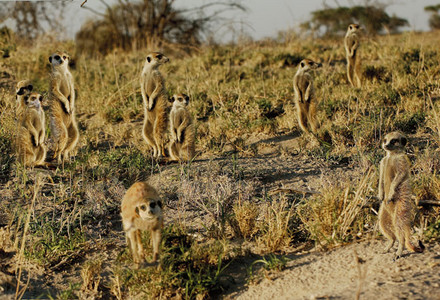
[[418, 240, 425, 252]]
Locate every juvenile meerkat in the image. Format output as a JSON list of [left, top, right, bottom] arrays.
[[378, 131, 425, 260], [15, 80, 33, 120], [344, 24, 362, 87], [48, 51, 79, 162], [293, 59, 321, 134], [16, 92, 47, 166], [140, 52, 170, 158], [121, 182, 163, 265], [168, 93, 195, 162]]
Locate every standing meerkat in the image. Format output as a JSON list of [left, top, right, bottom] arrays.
[[48, 51, 79, 162], [378, 131, 425, 260], [140, 52, 170, 158], [15, 80, 33, 120], [16, 92, 47, 166], [293, 59, 321, 134], [121, 182, 163, 265], [168, 93, 195, 162], [344, 24, 362, 87]]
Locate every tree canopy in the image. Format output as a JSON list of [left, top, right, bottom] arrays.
[[301, 5, 408, 36]]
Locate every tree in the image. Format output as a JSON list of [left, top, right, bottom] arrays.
[[0, 2, 66, 40], [301, 5, 408, 36], [425, 4, 440, 30], [77, 0, 246, 55]]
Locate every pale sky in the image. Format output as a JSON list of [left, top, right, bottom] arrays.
[[24, 0, 440, 41]]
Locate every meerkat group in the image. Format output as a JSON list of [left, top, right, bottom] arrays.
[[13, 22, 430, 268]]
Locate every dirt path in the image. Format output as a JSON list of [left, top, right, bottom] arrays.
[[225, 240, 440, 300]]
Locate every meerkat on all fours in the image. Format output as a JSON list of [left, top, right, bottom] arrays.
[[121, 182, 163, 266], [48, 51, 79, 163], [344, 24, 362, 87], [168, 93, 195, 162], [293, 58, 321, 134], [140, 52, 170, 159], [16, 92, 47, 167], [377, 131, 425, 260], [15, 80, 34, 120]]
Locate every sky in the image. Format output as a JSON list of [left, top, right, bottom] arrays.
[[16, 0, 440, 41]]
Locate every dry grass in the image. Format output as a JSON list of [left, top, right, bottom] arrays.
[[1, 30, 440, 297]]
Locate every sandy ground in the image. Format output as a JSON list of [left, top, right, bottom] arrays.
[[226, 240, 440, 300]]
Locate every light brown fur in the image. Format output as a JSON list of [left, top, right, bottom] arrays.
[[168, 93, 195, 162], [16, 92, 47, 167], [378, 132, 424, 260], [48, 51, 79, 163], [293, 59, 321, 134], [140, 52, 169, 158], [344, 24, 362, 87], [15, 80, 33, 121], [121, 182, 163, 265]]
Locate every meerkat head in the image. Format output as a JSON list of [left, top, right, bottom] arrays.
[[347, 24, 360, 33], [382, 131, 407, 153], [169, 93, 189, 107], [135, 197, 163, 220], [298, 59, 322, 71], [24, 92, 43, 110], [49, 51, 70, 69], [16, 80, 33, 97], [145, 52, 169, 67]]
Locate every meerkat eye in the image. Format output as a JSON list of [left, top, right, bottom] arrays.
[[139, 204, 147, 211], [301, 62, 305, 68], [150, 202, 156, 209], [63, 55, 67, 60], [27, 85, 33, 91]]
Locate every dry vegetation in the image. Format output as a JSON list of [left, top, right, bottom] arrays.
[[1, 29, 440, 299]]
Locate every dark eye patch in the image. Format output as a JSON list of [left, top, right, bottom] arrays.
[[390, 139, 398, 145], [54, 55, 61, 60], [63, 55, 67, 60], [157, 201, 163, 209], [157, 54, 163, 59], [150, 202, 156, 209]]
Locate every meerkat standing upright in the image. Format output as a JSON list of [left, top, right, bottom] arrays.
[[121, 182, 163, 265], [48, 51, 79, 162], [168, 93, 195, 162], [15, 80, 34, 120], [16, 92, 47, 166], [344, 24, 362, 87], [378, 131, 425, 260], [140, 52, 170, 158], [293, 59, 321, 134]]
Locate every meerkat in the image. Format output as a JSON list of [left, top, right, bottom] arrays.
[[140, 52, 170, 158], [48, 51, 79, 162], [121, 182, 163, 265], [168, 93, 195, 162], [377, 131, 425, 260], [16, 92, 47, 166], [15, 80, 33, 120], [293, 59, 321, 134], [344, 24, 362, 88]]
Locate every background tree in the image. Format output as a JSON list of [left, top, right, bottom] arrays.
[[77, 0, 245, 55], [425, 4, 440, 30], [301, 5, 408, 37], [0, 2, 66, 41]]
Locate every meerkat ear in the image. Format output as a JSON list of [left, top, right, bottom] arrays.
[[49, 56, 52, 63], [24, 94, 30, 103], [183, 94, 189, 102], [39, 95, 43, 102], [401, 136, 407, 146], [17, 88, 24, 95], [168, 96, 175, 103], [28, 84, 33, 91], [147, 56, 151, 63]]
